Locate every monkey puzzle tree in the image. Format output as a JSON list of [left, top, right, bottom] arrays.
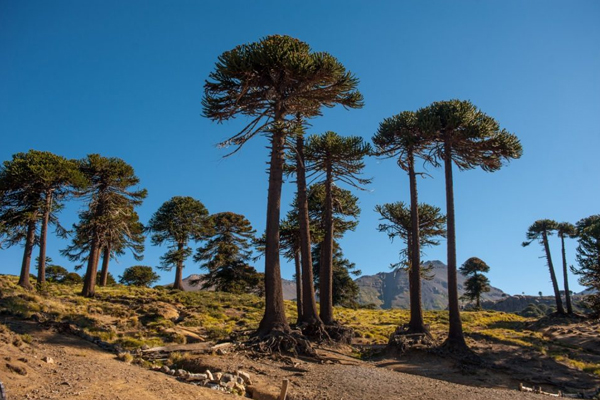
[[572, 215, 600, 314], [203, 35, 363, 337], [303, 129, 371, 326], [459, 257, 491, 310], [522, 219, 565, 314], [419, 99, 522, 349], [375, 201, 446, 332], [148, 196, 208, 291], [373, 111, 436, 333], [0, 150, 83, 289], [76, 154, 147, 297], [278, 216, 304, 322], [556, 222, 577, 314], [194, 211, 259, 294]]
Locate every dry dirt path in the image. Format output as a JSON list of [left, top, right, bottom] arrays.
[[1, 321, 544, 400]]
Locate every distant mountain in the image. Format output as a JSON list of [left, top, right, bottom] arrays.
[[355, 260, 506, 310], [177, 274, 298, 300]]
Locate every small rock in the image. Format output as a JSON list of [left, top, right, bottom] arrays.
[[214, 372, 223, 381], [206, 383, 221, 390], [186, 373, 208, 382], [220, 373, 235, 383], [216, 348, 227, 355], [233, 382, 246, 395], [18, 358, 28, 363], [141, 344, 150, 350], [176, 369, 188, 378], [205, 370, 214, 381], [236, 376, 244, 385], [42, 356, 54, 364], [160, 365, 170, 373], [237, 370, 252, 385], [169, 370, 176, 376]]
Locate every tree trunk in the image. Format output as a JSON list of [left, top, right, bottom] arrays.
[[257, 130, 290, 336], [294, 250, 303, 324], [320, 163, 335, 325], [37, 191, 53, 286], [407, 152, 425, 333], [173, 242, 185, 291], [99, 246, 111, 287], [81, 237, 101, 297], [443, 137, 467, 348], [543, 231, 565, 314], [18, 215, 37, 290], [560, 236, 573, 314], [295, 135, 323, 327]]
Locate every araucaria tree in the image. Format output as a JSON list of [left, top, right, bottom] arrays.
[[148, 196, 208, 291], [203, 35, 363, 337], [194, 212, 260, 294], [572, 215, 600, 315], [305, 132, 371, 325], [420, 100, 522, 349], [459, 257, 491, 310], [556, 222, 577, 314], [375, 201, 446, 332], [0, 150, 83, 289], [75, 155, 147, 297], [373, 111, 435, 334], [522, 219, 565, 314]]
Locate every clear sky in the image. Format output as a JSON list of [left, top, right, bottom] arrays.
[[1, 1, 599, 296]]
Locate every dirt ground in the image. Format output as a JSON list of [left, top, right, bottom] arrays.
[[0, 319, 562, 400]]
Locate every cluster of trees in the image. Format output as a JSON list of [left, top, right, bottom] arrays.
[[524, 217, 600, 315]]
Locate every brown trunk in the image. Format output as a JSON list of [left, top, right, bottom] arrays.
[[257, 130, 290, 336], [295, 135, 323, 327], [294, 250, 303, 324], [81, 237, 101, 297], [561, 236, 573, 314], [173, 242, 185, 291], [37, 191, 53, 286], [443, 137, 467, 348], [407, 152, 425, 333], [543, 231, 565, 314], [99, 245, 111, 287], [18, 215, 37, 290], [320, 163, 335, 325]]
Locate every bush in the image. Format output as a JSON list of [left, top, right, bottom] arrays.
[[63, 272, 83, 285], [119, 266, 160, 287]]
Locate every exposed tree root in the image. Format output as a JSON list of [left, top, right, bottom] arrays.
[[244, 329, 318, 358], [299, 321, 331, 343], [386, 324, 435, 355], [436, 338, 483, 367], [324, 323, 354, 344]]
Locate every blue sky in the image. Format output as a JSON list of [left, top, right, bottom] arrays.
[[1, 1, 599, 296]]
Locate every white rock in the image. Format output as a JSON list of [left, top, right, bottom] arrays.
[[237, 370, 252, 385]]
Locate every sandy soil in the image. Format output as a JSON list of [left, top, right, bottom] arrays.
[[0, 319, 550, 400]]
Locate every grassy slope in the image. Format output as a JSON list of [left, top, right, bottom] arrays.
[[1, 274, 598, 376]]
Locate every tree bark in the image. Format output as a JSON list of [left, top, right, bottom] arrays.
[[173, 242, 185, 291], [81, 237, 101, 297], [295, 135, 323, 327], [257, 130, 290, 336], [320, 162, 335, 325], [560, 236, 573, 314], [99, 245, 111, 287], [407, 151, 425, 333], [443, 137, 467, 348], [18, 215, 37, 290], [543, 231, 565, 314], [37, 191, 53, 286], [294, 250, 303, 324]]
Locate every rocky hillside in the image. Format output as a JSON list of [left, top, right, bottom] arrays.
[[355, 260, 506, 310]]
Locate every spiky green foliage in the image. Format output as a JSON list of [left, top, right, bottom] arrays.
[[203, 35, 364, 337], [202, 35, 363, 150], [119, 266, 160, 287], [45, 265, 69, 283], [0, 150, 84, 288], [194, 212, 259, 294], [74, 154, 147, 297], [307, 183, 360, 239], [557, 222, 577, 314], [522, 219, 565, 314], [460, 257, 491, 309], [312, 242, 361, 308], [375, 202, 446, 269], [573, 215, 600, 315], [147, 196, 208, 291]]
